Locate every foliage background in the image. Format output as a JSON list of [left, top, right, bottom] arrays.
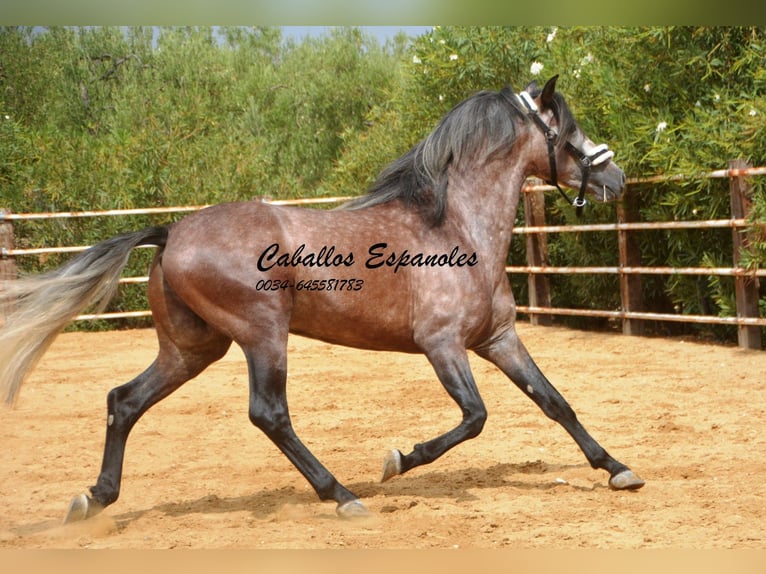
[[1, 26, 765, 340]]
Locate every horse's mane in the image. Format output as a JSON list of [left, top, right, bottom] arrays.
[[340, 83, 578, 226]]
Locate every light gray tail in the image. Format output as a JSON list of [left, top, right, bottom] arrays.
[[0, 226, 168, 405]]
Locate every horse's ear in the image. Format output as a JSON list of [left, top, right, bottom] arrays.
[[540, 75, 559, 108]]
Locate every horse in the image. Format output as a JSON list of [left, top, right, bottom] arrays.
[[0, 75, 644, 522]]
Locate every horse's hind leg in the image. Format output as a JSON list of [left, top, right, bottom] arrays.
[[242, 339, 367, 519], [65, 264, 232, 522], [475, 329, 644, 490], [65, 359, 187, 522]]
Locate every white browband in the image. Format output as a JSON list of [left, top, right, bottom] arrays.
[[516, 91, 538, 113]]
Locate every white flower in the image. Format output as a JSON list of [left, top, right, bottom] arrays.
[[656, 121, 668, 133], [438, 94, 444, 102], [573, 68, 581, 79], [530, 61, 544, 76], [714, 93, 721, 102], [449, 54, 458, 61], [749, 108, 757, 117], [3, 115, 9, 120], [579, 53, 594, 66], [412, 55, 422, 64], [546, 27, 558, 43], [644, 84, 651, 93]]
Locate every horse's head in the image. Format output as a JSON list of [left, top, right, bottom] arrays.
[[516, 75, 626, 212]]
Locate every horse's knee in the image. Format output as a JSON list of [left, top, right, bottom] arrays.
[[248, 404, 291, 439], [537, 393, 577, 424], [464, 405, 487, 439]]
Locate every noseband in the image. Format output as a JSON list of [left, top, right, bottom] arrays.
[[515, 90, 613, 216]]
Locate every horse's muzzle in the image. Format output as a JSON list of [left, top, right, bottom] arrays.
[[592, 164, 626, 202]]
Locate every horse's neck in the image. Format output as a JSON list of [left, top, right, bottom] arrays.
[[447, 161, 526, 262]]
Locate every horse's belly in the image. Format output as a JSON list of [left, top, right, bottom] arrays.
[[288, 288, 419, 352]]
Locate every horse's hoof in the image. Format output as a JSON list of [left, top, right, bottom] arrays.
[[336, 499, 370, 519], [63, 494, 104, 523], [381, 449, 402, 483], [609, 469, 645, 491]]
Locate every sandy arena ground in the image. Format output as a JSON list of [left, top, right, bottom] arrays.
[[1, 323, 765, 549]]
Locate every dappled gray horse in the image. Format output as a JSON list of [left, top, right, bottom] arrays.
[[0, 75, 643, 522]]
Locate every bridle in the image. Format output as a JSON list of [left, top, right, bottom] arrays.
[[514, 90, 614, 217]]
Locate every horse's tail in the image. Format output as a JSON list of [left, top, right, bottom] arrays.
[[0, 226, 169, 406]]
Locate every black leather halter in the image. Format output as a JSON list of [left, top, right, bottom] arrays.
[[515, 90, 613, 217]]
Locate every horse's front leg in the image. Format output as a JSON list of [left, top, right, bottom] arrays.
[[475, 328, 644, 491], [380, 344, 488, 481]]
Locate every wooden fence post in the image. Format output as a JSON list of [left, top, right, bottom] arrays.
[[729, 159, 762, 350], [0, 208, 18, 323], [523, 189, 552, 326], [617, 189, 645, 336]]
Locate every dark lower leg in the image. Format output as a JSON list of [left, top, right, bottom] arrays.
[[266, 427, 359, 505], [245, 350, 359, 507], [398, 417, 485, 474], [88, 332, 230, 508], [398, 346, 487, 475], [477, 334, 629, 477], [89, 363, 174, 506]]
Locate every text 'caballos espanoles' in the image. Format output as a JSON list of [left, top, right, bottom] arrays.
[[256, 242, 478, 274]]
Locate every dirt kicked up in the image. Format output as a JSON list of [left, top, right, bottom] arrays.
[[1, 323, 765, 549]]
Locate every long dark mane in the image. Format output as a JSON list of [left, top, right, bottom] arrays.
[[341, 84, 578, 226]]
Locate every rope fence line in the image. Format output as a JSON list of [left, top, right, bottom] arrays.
[[513, 218, 756, 234], [1, 165, 765, 346], [514, 306, 766, 327], [0, 195, 353, 222], [4, 161, 766, 224], [505, 265, 766, 277], [3, 219, 758, 258]]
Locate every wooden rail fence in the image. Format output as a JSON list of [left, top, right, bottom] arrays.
[[1, 162, 764, 349]]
